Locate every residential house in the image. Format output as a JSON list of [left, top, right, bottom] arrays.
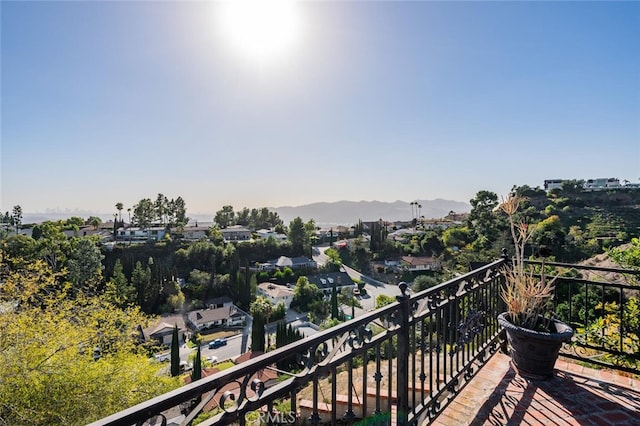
[[306, 271, 354, 294], [259, 256, 317, 271], [116, 226, 167, 242], [187, 304, 246, 331], [257, 282, 295, 309], [275, 256, 317, 270], [206, 296, 233, 309], [179, 225, 209, 241], [401, 255, 441, 272], [255, 229, 287, 241], [219, 225, 252, 241], [544, 179, 567, 191], [140, 314, 188, 346], [585, 177, 622, 191]]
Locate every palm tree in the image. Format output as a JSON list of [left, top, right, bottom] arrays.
[[115, 202, 124, 222], [127, 208, 131, 227]]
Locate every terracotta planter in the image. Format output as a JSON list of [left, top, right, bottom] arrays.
[[498, 312, 574, 380]]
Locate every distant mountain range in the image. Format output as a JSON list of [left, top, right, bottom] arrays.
[[271, 199, 471, 227], [21, 199, 471, 227]]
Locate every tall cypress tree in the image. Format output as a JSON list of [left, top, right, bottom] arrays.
[[251, 314, 265, 353], [191, 346, 202, 382], [170, 324, 180, 377], [331, 282, 338, 319]]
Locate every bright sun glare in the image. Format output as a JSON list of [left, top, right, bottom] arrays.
[[216, 0, 303, 63]]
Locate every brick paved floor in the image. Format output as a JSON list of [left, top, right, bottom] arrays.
[[432, 352, 640, 425]]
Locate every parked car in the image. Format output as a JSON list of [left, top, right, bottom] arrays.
[[209, 338, 227, 349], [154, 352, 170, 362], [206, 355, 218, 364]]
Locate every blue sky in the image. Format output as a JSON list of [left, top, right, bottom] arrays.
[[2, 1, 639, 217]]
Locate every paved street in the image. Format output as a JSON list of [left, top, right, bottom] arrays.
[[341, 264, 402, 313]]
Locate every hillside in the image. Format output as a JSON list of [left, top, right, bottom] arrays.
[[525, 188, 640, 238]]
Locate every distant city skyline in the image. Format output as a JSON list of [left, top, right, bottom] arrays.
[[2, 1, 639, 215]]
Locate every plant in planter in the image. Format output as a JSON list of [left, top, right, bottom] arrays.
[[496, 194, 574, 380]]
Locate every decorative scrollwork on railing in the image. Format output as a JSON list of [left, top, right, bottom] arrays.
[[464, 365, 474, 380], [446, 306, 486, 355], [462, 279, 475, 293], [428, 294, 442, 310], [298, 342, 330, 371], [428, 399, 441, 419], [446, 378, 460, 400], [347, 325, 373, 349], [217, 375, 266, 414], [457, 307, 486, 345], [562, 335, 640, 371]]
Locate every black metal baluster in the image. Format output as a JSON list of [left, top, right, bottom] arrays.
[[396, 281, 410, 425], [331, 365, 337, 425], [345, 358, 355, 423], [362, 349, 368, 420]]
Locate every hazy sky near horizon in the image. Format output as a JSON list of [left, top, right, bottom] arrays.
[[2, 1, 639, 215]]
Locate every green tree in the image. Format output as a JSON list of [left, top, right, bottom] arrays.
[[132, 198, 155, 229], [323, 247, 343, 272], [250, 296, 275, 351], [288, 216, 306, 254], [87, 216, 103, 230], [131, 261, 154, 311], [331, 281, 338, 319], [442, 226, 472, 250], [166, 289, 185, 312], [274, 322, 303, 370], [413, 275, 440, 292], [171, 196, 188, 227], [65, 216, 85, 230], [375, 294, 395, 308], [105, 259, 137, 307], [66, 238, 104, 294], [191, 346, 202, 382], [34, 221, 69, 272], [291, 276, 323, 313], [214, 205, 235, 229], [532, 215, 565, 257], [466, 191, 501, 250], [251, 296, 274, 325], [585, 298, 640, 367], [251, 314, 266, 353], [115, 202, 124, 222], [11, 204, 22, 234], [155, 193, 168, 224], [171, 324, 180, 377], [608, 237, 640, 273], [0, 254, 179, 425]]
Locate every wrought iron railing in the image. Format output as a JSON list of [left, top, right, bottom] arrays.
[[524, 260, 640, 375], [90, 259, 507, 426], [91, 258, 640, 425]]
